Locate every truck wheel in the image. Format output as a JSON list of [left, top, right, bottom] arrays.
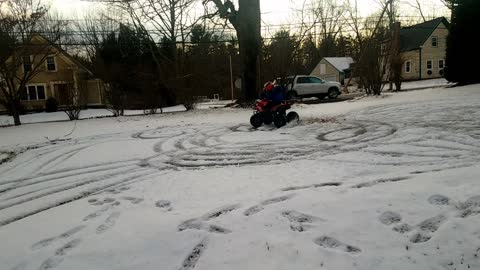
[[286, 91, 298, 100], [328, 88, 340, 99]]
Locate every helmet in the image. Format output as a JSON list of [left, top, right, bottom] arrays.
[[263, 81, 274, 92]]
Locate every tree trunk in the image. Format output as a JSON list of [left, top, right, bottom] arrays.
[[237, 0, 261, 101], [10, 100, 21, 126], [395, 82, 401, 92]]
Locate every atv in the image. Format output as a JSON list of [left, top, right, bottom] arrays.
[[250, 99, 299, 128]]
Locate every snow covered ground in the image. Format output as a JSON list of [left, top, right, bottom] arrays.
[[1, 85, 480, 270], [345, 78, 452, 93], [0, 105, 187, 127], [392, 78, 453, 91]]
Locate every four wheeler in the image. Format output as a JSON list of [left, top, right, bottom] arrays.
[[250, 99, 300, 128]]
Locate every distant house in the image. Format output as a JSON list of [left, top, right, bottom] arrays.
[[0, 34, 104, 113], [310, 57, 354, 85], [398, 17, 449, 81]]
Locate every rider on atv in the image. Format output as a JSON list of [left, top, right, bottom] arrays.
[[250, 81, 299, 128], [261, 81, 285, 112]]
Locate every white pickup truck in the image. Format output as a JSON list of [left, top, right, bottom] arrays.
[[281, 75, 342, 100]]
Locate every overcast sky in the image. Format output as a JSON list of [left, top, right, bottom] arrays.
[[48, 0, 450, 27]]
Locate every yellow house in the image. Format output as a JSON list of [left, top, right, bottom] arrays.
[[0, 34, 104, 112], [399, 17, 449, 81]]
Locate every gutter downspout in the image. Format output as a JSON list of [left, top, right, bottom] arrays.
[[419, 46, 423, 80]]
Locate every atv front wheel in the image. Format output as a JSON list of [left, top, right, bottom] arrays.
[[286, 111, 300, 123], [250, 114, 263, 128]]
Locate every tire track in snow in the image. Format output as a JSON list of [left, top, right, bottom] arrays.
[[0, 167, 147, 211], [0, 165, 139, 202], [0, 170, 156, 227]]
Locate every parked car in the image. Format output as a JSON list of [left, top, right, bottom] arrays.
[[278, 75, 342, 100]]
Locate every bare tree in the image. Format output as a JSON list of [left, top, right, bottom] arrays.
[[403, 0, 427, 22], [0, 0, 63, 125], [74, 12, 124, 69], [309, 0, 346, 43], [203, 0, 261, 101], [343, 0, 393, 95], [117, 0, 199, 91], [356, 17, 389, 95], [63, 82, 85, 121], [345, 0, 365, 54], [388, 22, 404, 91]]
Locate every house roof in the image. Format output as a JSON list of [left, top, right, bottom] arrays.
[[323, 57, 355, 72], [400, 17, 450, 52], [32, 34, 94, 76]]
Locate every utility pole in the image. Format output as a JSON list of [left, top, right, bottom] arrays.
[[388, 0, 401, 91], [230, 55, 234, 101], [419, 46, 423, 80]]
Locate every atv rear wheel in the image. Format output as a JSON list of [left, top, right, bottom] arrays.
[[286, 111, 300, 123], [250, 114, 263, 128]]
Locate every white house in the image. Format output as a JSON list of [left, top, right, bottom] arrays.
[[310, 57, 354, 85]]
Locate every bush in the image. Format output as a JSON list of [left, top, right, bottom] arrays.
[[45, 97, 58, 112]]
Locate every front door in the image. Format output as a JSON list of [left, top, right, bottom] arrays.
[[54, 84, 69, 105]]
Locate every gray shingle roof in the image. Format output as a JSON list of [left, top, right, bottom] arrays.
[[323, 57, 354, 72], [400, 17, 450, 52]]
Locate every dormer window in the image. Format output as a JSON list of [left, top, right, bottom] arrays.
[[431, 36, 438, 48], [46, 56, 56, 71]]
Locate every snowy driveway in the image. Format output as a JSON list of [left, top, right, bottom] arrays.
[[1, 86, 480, 270]]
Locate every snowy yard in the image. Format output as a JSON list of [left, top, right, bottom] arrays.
[[1, 85, 480, 270], [0, 105, 187, 127]]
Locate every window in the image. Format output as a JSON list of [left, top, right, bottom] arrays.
[[27, 86, 37, 100], [308, 77, 323, 84], [46, 56, 56, 71], [37, 85, 46, 99], [431, 36, 438, 47], [297, 77, 310, 84], [427, 60, 433, 71], [23, 56, 32, 72], [405, 61, 411, 73], [439, 59, 445, 69], [21, 85, 46, 101]]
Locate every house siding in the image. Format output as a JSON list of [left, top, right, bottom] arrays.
[[1, 35, 105, 113], [24, 52, 78, 110], [311, 59, 341, 82], [86, 79, 104, 105]]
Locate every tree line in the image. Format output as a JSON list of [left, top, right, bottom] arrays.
[[2, 0, 475, 126]]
